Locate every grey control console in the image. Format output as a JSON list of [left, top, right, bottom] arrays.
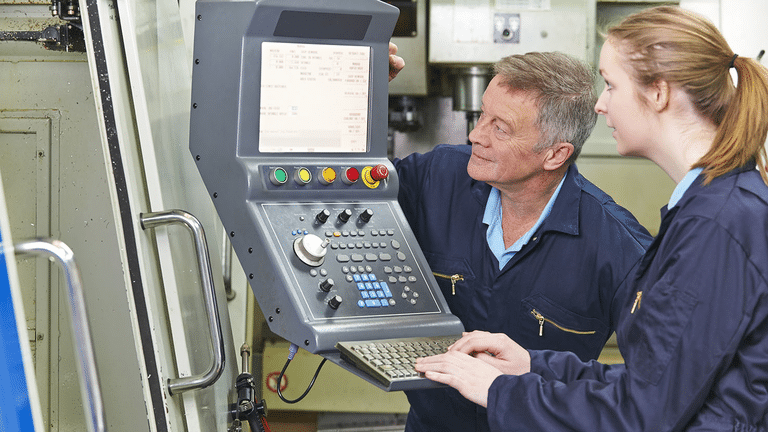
[[189, 0, 463, 361]]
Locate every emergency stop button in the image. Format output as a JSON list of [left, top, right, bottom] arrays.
[[362, 164, 388, 189], [370, 164, 389, 181]]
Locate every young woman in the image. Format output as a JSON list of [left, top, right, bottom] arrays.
[[414, 6, 768, 431]]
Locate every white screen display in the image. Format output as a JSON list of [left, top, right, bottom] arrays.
[[259, 42, 370, 153]]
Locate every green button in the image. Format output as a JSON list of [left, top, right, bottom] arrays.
[[270, 167, 288, 185]]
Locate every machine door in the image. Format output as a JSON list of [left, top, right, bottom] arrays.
[[80, 0, 241, 430]]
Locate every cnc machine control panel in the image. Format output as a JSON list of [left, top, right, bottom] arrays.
[[189, 0, 463, 361]]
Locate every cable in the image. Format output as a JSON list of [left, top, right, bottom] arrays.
[[276, 344, 327, 404]]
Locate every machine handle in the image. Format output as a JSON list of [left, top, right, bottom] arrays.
[[14, 239, 107, 432], [222, 228, 235, 301], [140, 210, 225, 395]]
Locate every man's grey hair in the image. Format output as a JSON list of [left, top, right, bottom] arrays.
[[493, 52, 598, 164]]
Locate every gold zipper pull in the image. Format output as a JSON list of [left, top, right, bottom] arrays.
[[532, 310, 545, 336], [631, 291, 643, 314], [450, 274, 464, 296]]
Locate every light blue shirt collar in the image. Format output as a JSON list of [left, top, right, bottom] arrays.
[[668, 167, 703, 209], [483, 175, 567, 270]]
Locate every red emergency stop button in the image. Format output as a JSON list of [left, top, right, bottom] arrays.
[[341, 167, 359, 185], [370, 164, 389, 181]]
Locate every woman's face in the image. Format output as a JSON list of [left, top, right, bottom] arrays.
[[594, 40, 655, 158]]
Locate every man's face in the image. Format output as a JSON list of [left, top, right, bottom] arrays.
[[467, 76, 547, 189]]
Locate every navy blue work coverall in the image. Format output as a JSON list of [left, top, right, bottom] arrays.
[[393, 144, 652, 432], [486, 163, 768, 431]]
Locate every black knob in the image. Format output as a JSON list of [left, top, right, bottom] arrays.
[[319, 278, 334, 292], [315, 209, 330, 224], [338, 209, 352, 223], [359, 208, 374, 223], [328, 295, 343, 310]]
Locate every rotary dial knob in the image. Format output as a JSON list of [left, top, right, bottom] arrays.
[[293, 234, 329, 267]]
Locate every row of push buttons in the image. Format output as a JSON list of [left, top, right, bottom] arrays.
[[269, 167, 359, 186]]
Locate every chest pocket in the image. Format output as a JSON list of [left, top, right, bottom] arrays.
[[623, 281, 698, 385], [521, 294, 610, 361], [424, 252, 476, 298]]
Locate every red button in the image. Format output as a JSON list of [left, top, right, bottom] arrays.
[[370, 164, 389, 181], [343, 167, 360, 184]]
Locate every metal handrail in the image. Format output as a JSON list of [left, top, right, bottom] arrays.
[[14, 239, 107, 432], [140, 210, 225, 395]]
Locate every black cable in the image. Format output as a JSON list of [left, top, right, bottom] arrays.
[[276, 345, 327, 404]]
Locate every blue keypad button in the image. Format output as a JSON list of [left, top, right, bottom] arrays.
[[368, 273, 376, 281], [357, 300, 365, 308], [353, 274, 362, 282], [381, 284, 393, 298], [365, 282, 373, 290], [365, 299, 380, 308], [368, 290, 377, 298], [361, 291, 369, 299], [380, 300, 388, 307], [357, 282, 366, 291], [372, 282, 381, 289], [376, 290, 385, 298], [360, 274, 369, 282]]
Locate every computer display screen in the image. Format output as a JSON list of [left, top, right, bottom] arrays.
[[259, 42, 370, 153]]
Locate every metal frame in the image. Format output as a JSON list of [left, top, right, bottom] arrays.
[[14, 239, 106, 432]]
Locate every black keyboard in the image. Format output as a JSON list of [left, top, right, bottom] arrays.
[[336, 335, 462, 390]]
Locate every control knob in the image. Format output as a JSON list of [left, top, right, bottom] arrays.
[[319, 278, 334, 293], [293, 234, 329, 267], [328, 295, 343, 310], [315, 209, 330, 224], [338, 209, 352, 223], [359, 208, 374, 223]]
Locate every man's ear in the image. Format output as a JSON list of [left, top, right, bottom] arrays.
[[649, 79, 670, 112], [543, 142, 574, 171]]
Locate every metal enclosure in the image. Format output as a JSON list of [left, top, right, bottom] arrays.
[[429, 0, 596, 64]]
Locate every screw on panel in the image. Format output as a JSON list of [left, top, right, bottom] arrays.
[[249, 273, 254, 279], [213, 192, 218, 198], [248, 248, 253, 253]]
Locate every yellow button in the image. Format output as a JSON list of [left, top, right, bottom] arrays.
[[321, 167, 337, 185], [294, 167, 312, 185]]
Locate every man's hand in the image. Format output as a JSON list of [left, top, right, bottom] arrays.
[[389, 42, 405, 81], [413, 331, 532, 407], [414, 350, 502, 407]]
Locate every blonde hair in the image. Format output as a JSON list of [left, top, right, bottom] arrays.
[[607, 6, 768, 184]]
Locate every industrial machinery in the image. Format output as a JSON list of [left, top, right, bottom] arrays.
[[189, 0, 464, 391]]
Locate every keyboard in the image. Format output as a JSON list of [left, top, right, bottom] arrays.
[[335, 335, 461, 391]]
